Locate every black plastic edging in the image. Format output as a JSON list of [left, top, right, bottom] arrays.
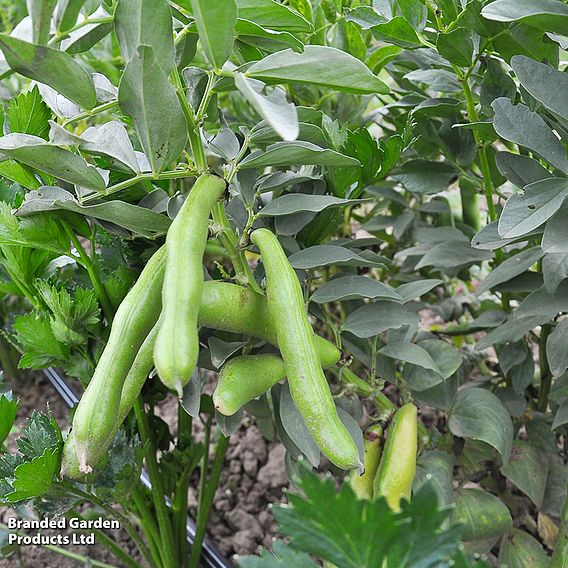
[[42, 367, 232, 568]]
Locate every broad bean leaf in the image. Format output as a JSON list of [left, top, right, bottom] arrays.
[[492, 98, 568, 174], [236, 0, 312, 33], [500, 442, 549, 507], [246, 46, 389, 95], [498, 529, 550, 568], [405, 340, 462, 392], [498, 178, 568, 239], [437, 28, 473, 66], [395, 279, 443, 302], [342, 301, 419, 338], [495, 152, 551, 189], [542, 252, 568, 293], [451, 488, 512, 542], [449, 388, 513, 463], [54, 0, 86, 33], [192, 0, 237, 70], [115, 0, 174, 71], [477, 247, 543, 293], [547, 318, 568, 376], [392, 160, 456, 195], [0, 133, 105, 191], [379, 342, 442, 375], [311, 275, 402, 303], [259, 195, 360, 217], [118, 45, 187, 174], [0, 34, 96, 109], [542, 206, 568, 253], [289, 245, 387, 270], [482, 0, 568, 36], [61, 8, 113, 54], [240, 141, 359, 168], [235, 74, 298, 141], [512, 55, 568, 123]]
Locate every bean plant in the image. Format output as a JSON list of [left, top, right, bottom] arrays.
[[0, 0, 566, 567]]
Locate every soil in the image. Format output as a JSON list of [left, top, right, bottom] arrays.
[[0, 371, 288, 567]]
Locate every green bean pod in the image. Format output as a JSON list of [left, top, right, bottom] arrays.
[[250, 228, 361, 471], [154, 173, 226, 396], [72, 247, 165, 473], [61, 281, 339, 480], [348, 424, 383, 500], [373, 403, 417, 511]]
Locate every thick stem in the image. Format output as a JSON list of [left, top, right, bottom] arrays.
[[62, 101, 119, 127], [130, 487, 164, 568], [537, 324, 552, 412], [188, 430, 228, 568], [134, 401, 177, 568]]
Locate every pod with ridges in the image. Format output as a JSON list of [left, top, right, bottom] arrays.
[[250, 228, 361, 471], [348, 424, 383, 500], [154, 173, 226, 396], [72, 247, 165, 473]]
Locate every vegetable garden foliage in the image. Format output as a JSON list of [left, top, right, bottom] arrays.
[[0, 0, 566, 566]]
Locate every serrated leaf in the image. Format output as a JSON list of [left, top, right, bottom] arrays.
[[7, 86, 51, 139], [5, 448, 59, 501], [449, 388, 513, 463], [0, 34, 96, 109]]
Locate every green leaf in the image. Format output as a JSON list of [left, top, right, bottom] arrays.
[[118, 45, 187, 174], [5, 448, 59, 502], [54, 0, 86, 33], [495, 152, 551, 189], [405, 339, 463, 392], [240, 141, 360, 168], [288, 245, 387, 270], [480, 58, 516, 111], [379, 342, 442, 375], [234, 74, 299, 141], [500, 442, 549, 507], [280, 383, 320, 467], [115, 0, 175, 72], [342, 301, 419, 338], [477, 247, 543, 293], [0, 394, 18, 447], [0, 134, 106, 191], [395, 279, 443, 302], [449, 388, 513, 463], [451, 488, 512, 542], [392, 160, 456, 195], [192, 0, 237, 69], [28, 0, 58, 44], [414, 451, 455, 509], [0, 34, 96, 109], [512, 55, 568, 123], [414, 241, 493, 270], [272, 472, 463, 568], [259, 194, 361, 217], [437, 27, 473, 66], [246, 46, 389, 95], [498, 178, 568, 239], [492, 98, 568, 174], [17, 186, 171, 237], [543, 252, 568, 293], [6, 86, 51, 139], [547, 318, 568, 376], [498, 529, 550, 568], [482, 0, 568, 36], [235, 19, 304, 53], [543, 206, 568, 253], [311, 275, 402, 303], [0, 161, 41, 190], [237, 0, 312, 33], [238, 541, 318, 568], [62, 10, 113, 55]]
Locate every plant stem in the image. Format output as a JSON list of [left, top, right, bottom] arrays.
[[537, 324, 552, 412], [82, 169, 196, 203], [49, 16, 114, 45], [62, 100, 119, 127], [67, 510, 140, 568], [130, 487, 164, 568], [0, 334, 20, 381], [173, 404, 193, 567], [134, 401, 177, 568], [188, 430, 228, 568], [61, 221, 115, 323]]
